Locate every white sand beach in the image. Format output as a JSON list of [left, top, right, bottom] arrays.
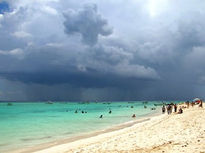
[[33, 104, 205, 153]]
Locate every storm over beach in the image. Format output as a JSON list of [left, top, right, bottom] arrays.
[[0, 0, 205, 101], [1, 1, 205, 153]]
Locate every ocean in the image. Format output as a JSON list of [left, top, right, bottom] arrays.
[[0, 101, 178, 152]]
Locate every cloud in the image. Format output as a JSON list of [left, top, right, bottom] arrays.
[[79, 44, 160, 79], [184, 46, 205, 68], [42, 5, 58, 15], [0, 48, 24, 59], [113, 62, 159, 79], [183, 46, 205, 85], [63, 4, 113, 45], [0, 0, 205, 101], [12, 31, 32, 38]]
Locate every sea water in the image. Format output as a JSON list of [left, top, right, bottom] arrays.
[[0, 101, 178, 152]]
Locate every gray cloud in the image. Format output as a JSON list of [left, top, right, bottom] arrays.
[[0, 0, 205, 101], [63, 4, 112, 45]]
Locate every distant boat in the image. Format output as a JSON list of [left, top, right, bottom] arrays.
[[79, 101, 90, 104], [102, 102, 111, 104], [45, 101, 53, 104], [154, 103, 163, 106], [7, 103, 13, 106]]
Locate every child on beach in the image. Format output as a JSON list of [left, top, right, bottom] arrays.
[[178, 107, 183, 114]]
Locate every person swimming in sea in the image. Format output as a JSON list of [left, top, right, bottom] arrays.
[[99, 115, 103, 118], [144, 105, 147, 109], [75, 110, 78, 113], [109, 110, 112, 114], [132, 114, 136, 118]]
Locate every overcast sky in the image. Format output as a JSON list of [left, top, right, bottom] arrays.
[[0, 0, 205, 101]]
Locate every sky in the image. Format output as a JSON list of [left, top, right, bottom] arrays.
[[0, 0, 205, 101]]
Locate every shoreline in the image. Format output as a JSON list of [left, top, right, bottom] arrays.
[[34, 104, 205, 153], [9, 109, 162, 153], [8, 103, 205, 153], [33, 113, 166, 153]]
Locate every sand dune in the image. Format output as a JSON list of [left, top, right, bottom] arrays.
[[35, 105, 205, 153]]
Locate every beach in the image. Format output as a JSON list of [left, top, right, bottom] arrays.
[[34, 104, 205, 153], [2, 0, 205, 152]]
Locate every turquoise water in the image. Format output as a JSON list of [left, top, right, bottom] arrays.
[[0, 101, 171, 152]]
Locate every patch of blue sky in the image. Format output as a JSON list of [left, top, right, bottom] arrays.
[[0, 1, 9, 14]]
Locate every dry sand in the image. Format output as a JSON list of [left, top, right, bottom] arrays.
[[33, 104, 205, 153]]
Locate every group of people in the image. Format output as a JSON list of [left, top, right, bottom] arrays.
[[162, 99, 203, 115], [162, 103, 183, 115]]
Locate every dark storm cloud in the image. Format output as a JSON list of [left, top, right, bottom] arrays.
[[0, 70, 155, 89], [0, 43, 159, 89], [1, 0, 205, 101], [63, 4, 112, 45]]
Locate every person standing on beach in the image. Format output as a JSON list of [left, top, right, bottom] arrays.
[[199, 100, 203, 108], [162, 105, 165, 114], [167, 104, 170, 114], [167, 104, 173, 114], [170, 104, 173, 113], [174, 104, 177, 113], [186, 101, 190, 108]]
